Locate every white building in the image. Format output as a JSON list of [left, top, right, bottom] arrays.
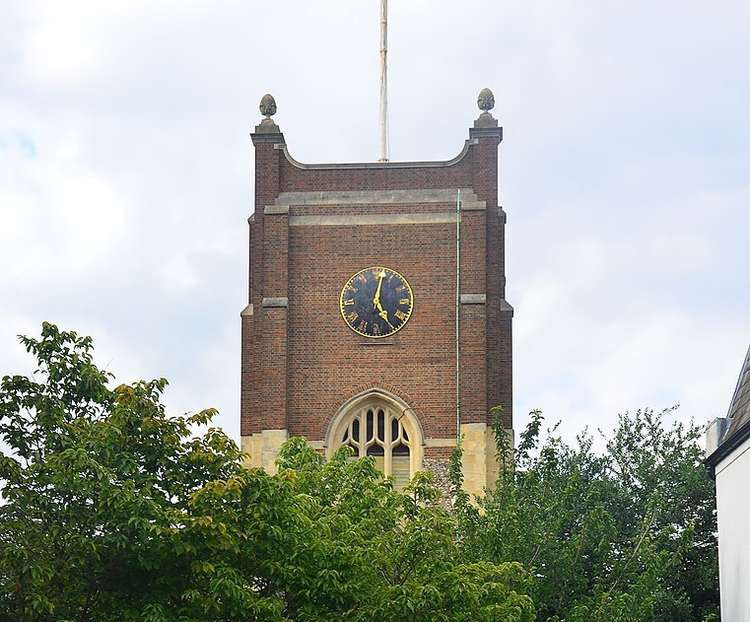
[[706, 345, 750, 622]]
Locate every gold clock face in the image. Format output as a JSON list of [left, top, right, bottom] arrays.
[[339, 267, 414, 338]]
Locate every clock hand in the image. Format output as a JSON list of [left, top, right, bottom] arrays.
[[372, 270, 386, 309], [374, 299, 395, 329]]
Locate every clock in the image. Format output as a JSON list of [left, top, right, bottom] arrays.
[[339, 267, 414, 338]]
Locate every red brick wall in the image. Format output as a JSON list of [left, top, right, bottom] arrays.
[[279, 151, 476, 193], [286, 208, 482, 440], [240, 128, 512, 440]]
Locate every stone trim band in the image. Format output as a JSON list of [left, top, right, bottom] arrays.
[[261, 297, 288, 308]]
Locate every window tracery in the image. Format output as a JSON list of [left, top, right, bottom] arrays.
[[336, 403, 414, 489]]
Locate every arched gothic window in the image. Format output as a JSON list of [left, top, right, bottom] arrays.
[[329, 396, 421, 490]]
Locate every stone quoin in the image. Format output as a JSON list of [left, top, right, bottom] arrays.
[[240, 90, 513, 496]]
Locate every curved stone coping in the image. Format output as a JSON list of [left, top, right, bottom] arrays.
[[276, 138, 479, 170]]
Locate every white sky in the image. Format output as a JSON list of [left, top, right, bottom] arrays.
[[1, 0, 748, 445]]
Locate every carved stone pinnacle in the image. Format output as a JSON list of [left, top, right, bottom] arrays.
[[477, 88, 495, 112], [259, 94, 277, 118]]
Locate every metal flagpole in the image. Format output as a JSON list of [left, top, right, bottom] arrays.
[[378, 0, 389, 162]]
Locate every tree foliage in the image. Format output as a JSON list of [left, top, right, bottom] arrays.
[[0, 324, 534, 622], [455, 407, 720, 621], [0, 324, 719, 621]]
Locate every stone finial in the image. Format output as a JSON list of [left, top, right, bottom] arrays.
[[477, 88, 495, 112], [473, 87, 498, 129], [255, 93, 280, 135], [259, 93, 277, 118]]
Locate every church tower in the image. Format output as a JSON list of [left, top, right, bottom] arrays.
[[240, 90, 512, 496]]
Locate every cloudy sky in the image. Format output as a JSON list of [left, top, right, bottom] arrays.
[[1, 0, 748, 445]]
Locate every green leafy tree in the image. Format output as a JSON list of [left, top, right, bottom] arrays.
[[461, 407, 719, 622], [0, 324, 535, 621]]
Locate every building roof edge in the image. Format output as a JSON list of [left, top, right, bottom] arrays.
[[706, 416, 750, 473], [276, 138, 479, 171]]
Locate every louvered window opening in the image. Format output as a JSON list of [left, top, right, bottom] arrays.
[[340, 407, 411, 490]]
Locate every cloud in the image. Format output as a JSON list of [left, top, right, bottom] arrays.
[[0, 0, 748, 449], [0, 123, 126, 285]]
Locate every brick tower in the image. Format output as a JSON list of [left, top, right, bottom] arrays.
[[240, 89, 512, 496]]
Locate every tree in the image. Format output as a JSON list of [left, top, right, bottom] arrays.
[[0, 323, 535, 621], [455, 407, 720, 622]]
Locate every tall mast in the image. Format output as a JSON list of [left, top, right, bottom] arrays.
[[378, 0, 389, 162]]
